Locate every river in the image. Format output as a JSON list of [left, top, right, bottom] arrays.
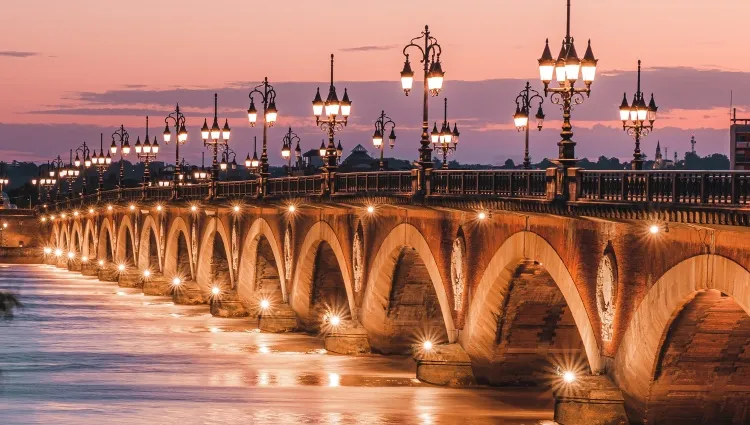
[[0, 264, 554, 425]]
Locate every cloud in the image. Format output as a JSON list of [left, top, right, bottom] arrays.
[[339, 44, 398, 52], [0, 51, 39, 58]]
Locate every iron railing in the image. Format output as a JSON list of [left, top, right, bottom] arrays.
[[334, 171, 412, 194], [432, 170, 547, 198], [579, 170, 750, 205], [216, 180, 259, 199], [178, 184, 210, 201], [267, 175, 323, 195]]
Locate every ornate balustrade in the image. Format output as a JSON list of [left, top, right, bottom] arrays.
[[432, 170, 547, 198], [579, 171, 750, 206], [334, 171, 413, 195], [267, 175, 323, 196]]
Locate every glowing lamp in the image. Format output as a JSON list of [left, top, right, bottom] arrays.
[[563, 371, 576, 384], [260, 299, 270, 310], [422, 341, 433, 351], [329, 315, 341, 326], [211, 286, 220, 295], [172, 277, 182, 286]]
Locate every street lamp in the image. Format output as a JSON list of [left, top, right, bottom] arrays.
[[432, 98, 460, 169], [247, 77, 278, 193], [372, 110, 396, 170], [32, 161, 57, 202], [219, 146, 237, 178], [202, 94, 231, 194], [513, 82, 545, 169], [90, 133, 113, 199], [73, 141, 92, 196], [50, 155, 65, 201], [281, 127, 301, 176], [312, 54, 351, 182], [134, 116, 160, 192], [537, 0, 598, 171], [60, 149, 81, 199], [619, 60, 658, 170], [244, 136, 261, 175], [110, 125, 131, 189], [163, 104, 188, 182], [0, 164, 8, 194], [400, 25, 445, 185], [193, 152, 211, 182]]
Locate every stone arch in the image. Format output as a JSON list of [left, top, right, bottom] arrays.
[[50, 223, 60, 247], [360, 223, 456, 353], [116, 215, 136, 266], [163, 216, 193, 280], [237, 217, 287, 309], [137, 215, 161, 272], [60, 223, 70, 252], [195, 217, 234, 293], [290, 221, 355, 331], [82, 219, 96, 258], [97, 218, 114, 262], [460, 231, 602, 381], [614, 254, 750, 422], [71, 221, 83, 255]]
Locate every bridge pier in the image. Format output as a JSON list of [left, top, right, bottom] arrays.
[[258, 303, 298, 333], [210, 292, 248, 318], [172, 280, 207, 305], [80, 261, 98, 276], [118, 272, 143, 288], [67, 259, 81, 272], [324, 321, 371, 355], [43, 255, 56, 265], [553, 375, 628, 425], [98, 266, 119, 282], [55, 257, 67, 269], [413, 343, 475, 386], [142, 273, 172, 296]]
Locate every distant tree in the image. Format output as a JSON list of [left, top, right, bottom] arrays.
[[501, 159, 516, 169]]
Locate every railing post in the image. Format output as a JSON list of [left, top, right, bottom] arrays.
[[645, 173, 652, 202], [567, 167, 582, 201], [545, 167, 557, 201], [621, 173, 628, 201], [700, 172, 708, 204], [731, 173, 739, 204]]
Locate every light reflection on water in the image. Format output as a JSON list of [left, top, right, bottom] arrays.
[[0, 265, 554, 425]]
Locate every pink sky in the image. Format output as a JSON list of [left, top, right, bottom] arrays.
[[1, 0, 748, 163]]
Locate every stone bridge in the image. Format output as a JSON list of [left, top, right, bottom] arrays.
[[35, 169, 750, 425]]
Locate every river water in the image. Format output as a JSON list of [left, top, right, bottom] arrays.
[[0, 264, 554, 425]]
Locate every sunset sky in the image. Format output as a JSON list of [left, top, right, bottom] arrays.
[[1, 0, 749, 165]]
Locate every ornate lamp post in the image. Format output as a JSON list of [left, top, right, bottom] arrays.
[[0, 164, 9, 194], [73, 141, 92, 196], [60, 150, 80, 199], [372, 110, 397, 171], [537, 0, 598, 171], [110, 125, 131, 190], [32, 161, 57, 202], [281, 127, 301, 176], [201, 94, 231, 197], [431, 98, 460, 169], [513, 82, 546, 169], [50, 155, 65, 201], [247, 77, 279, 193], [400, 25, 445, 188], [134, 116, 160, 193], [163, 104, 188, 183], [219, 147, 237, 180], [193, 152, 211, 182], [90, 133, 113, 199], [244, 136, 261, 176], [312, 54, 351, 189], [619, 60, 658, 170]]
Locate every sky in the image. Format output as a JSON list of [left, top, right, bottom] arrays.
[[1, 0, 749, 166]]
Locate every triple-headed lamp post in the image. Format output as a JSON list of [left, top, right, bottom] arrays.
[[244, 136, 261, 175], [134, 116, 160, 193], [201, 94, 231, 197], [110, 125, 131, 190], [281, 127, 301, 176], [90, 133, 113, 199], [431, 98, 460, 169], [247, 77, 279, 194], [59, 150, 80, 199], [372, 110, 396, 171], [312, 54, 351, 189], [73, 141, 92, 196], [619, 60, 658, 170], [400, 25, 445, 189], [537, 0, 598, 174], [513, 82, 546, 169], [163, 104, 188, 184]]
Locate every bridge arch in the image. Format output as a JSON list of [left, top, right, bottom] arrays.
[[163, 216, 193, 281], [614, 254, 750, 423], [60, 223, 70, 252], [195, 217, 234, 293], [237, 217, 287, 310], [82, 219, 97, 259], [115, 215, 136, 266], [290, 220, 354, 331], [461, 231, 602, 382], [360, 223, 456, 353], [71, 220, 83, 255], [97, 218, 115, 263], [137, 215, 161, 273], [50, 223, 60, 248]]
